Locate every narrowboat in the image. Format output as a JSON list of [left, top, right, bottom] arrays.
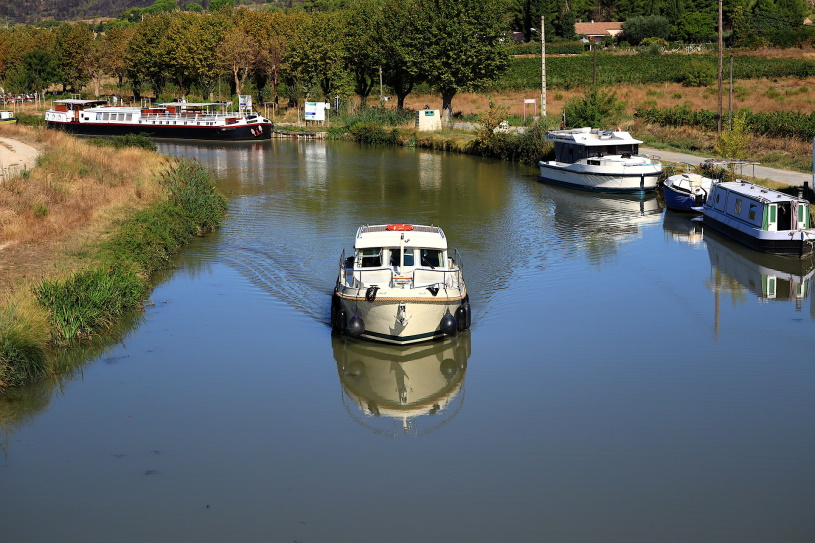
[[701, 180, 815, 257]]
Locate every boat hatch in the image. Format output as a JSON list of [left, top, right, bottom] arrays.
[[764, 203, 777, 231], [798, 202, 811, 228]]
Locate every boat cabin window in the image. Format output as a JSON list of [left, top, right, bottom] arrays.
[[420, 249, 442, 268], [102, 113, 109, 121], [358, 248, 382, 267], [749, 204, 757, 220], [389, 249, 414, 267]]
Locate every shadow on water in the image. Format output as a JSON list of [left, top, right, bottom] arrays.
[[333, 332, 470, 438]]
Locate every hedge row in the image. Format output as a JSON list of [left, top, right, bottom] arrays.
[[634, 105, 815, 141]]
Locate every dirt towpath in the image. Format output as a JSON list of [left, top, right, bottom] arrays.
[[0, 136, 40, 182], [642, 147, 813, 187]]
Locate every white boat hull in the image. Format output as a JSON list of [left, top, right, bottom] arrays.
[[334, 289, 467, 345], [538, 161, 661, 193]]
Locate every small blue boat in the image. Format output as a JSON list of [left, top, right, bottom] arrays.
[[662, 172, 713, 212]]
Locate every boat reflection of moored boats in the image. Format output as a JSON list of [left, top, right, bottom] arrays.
[[333, 334, 470, 437], [706, 228, 815, 306], [662, 210, 704, 246]]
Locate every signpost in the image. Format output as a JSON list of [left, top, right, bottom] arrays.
[[304, 101, 329, 123], [524, 99, 536, 123]]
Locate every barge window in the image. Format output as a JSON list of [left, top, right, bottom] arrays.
[[420, 249, 442, 268], [734, 199, 742, 214], [358, 248, 382, 267], [749, 204, 757, 220]]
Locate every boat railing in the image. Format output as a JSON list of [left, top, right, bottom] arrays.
[[338, 250, 463, 290], [139, 112, 240, 123]]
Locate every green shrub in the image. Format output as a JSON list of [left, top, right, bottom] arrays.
[[679, 59, 716, 87], [347, 122, 401, 145], [32, 203, 48, 217], [564, 87, 624, 128]]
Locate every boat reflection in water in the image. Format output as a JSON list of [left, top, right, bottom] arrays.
[[706, 228, 815, 312], [662, 210, 704, 246], [332, 334, 470, 437]]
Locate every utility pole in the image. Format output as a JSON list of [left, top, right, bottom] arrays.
[[541, 15, 546, 119], [729, 55, 733, 130], [717, 0, 723, 134]]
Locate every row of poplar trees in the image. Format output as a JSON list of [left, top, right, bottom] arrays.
[[0, 0, 511, 117]]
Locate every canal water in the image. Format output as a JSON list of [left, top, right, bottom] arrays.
[[2, 139, 815, 542]]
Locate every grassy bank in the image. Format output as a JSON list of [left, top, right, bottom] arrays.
[[0, 127, 226, 390]]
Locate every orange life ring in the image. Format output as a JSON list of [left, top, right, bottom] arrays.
[[386, 224, 414, 231]]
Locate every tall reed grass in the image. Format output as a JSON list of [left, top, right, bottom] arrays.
[[1, 124, 226, 389]]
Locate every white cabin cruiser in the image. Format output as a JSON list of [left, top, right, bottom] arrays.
[[332, 224, 470, 345], [702, 180, 815, 258], [539, 127, 662, 194]]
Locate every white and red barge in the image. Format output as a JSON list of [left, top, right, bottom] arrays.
[[45, 99, 272, 141]]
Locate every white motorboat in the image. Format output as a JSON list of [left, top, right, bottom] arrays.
[[332, 224, 470, 345], [538, 127, 662, 194], [702, 180, 815, 257]]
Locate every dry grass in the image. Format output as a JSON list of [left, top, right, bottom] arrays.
[[0, 124, 169, 297], [400, 76, 815, 120]]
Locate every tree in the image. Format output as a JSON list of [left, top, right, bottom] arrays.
[[404, 0, 510, 121], [381, 0, 425, 109], [209, 0, 235, 11], [622, 15, 671, 45], [670, 11, 716, 43], [218, 26, 257, 98], [5, 49, 59, 96], [343, 0, 386, 104], [54, 22, 93, 92], [285, 11, 351, 103], [239, 9, 301, 107], [126, 14, 173, 99], [104, 24, 134, 93]]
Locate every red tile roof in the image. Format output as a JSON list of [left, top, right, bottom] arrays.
[[574, 21, 624, 37]]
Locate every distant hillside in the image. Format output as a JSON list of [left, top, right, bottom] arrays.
[[0, 0, 275, 24], [0, 0, 152, 23]]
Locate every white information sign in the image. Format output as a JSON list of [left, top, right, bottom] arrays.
[[304, 102, 328, 121]]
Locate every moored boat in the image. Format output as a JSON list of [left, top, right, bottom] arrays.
[[332, 224, 470, 345], [44, 99, 272, 140], [662, 172, 713, 212], [0, 110, 18, 124], [538, 127, 662, 194], [701, 180, 815, 257]]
